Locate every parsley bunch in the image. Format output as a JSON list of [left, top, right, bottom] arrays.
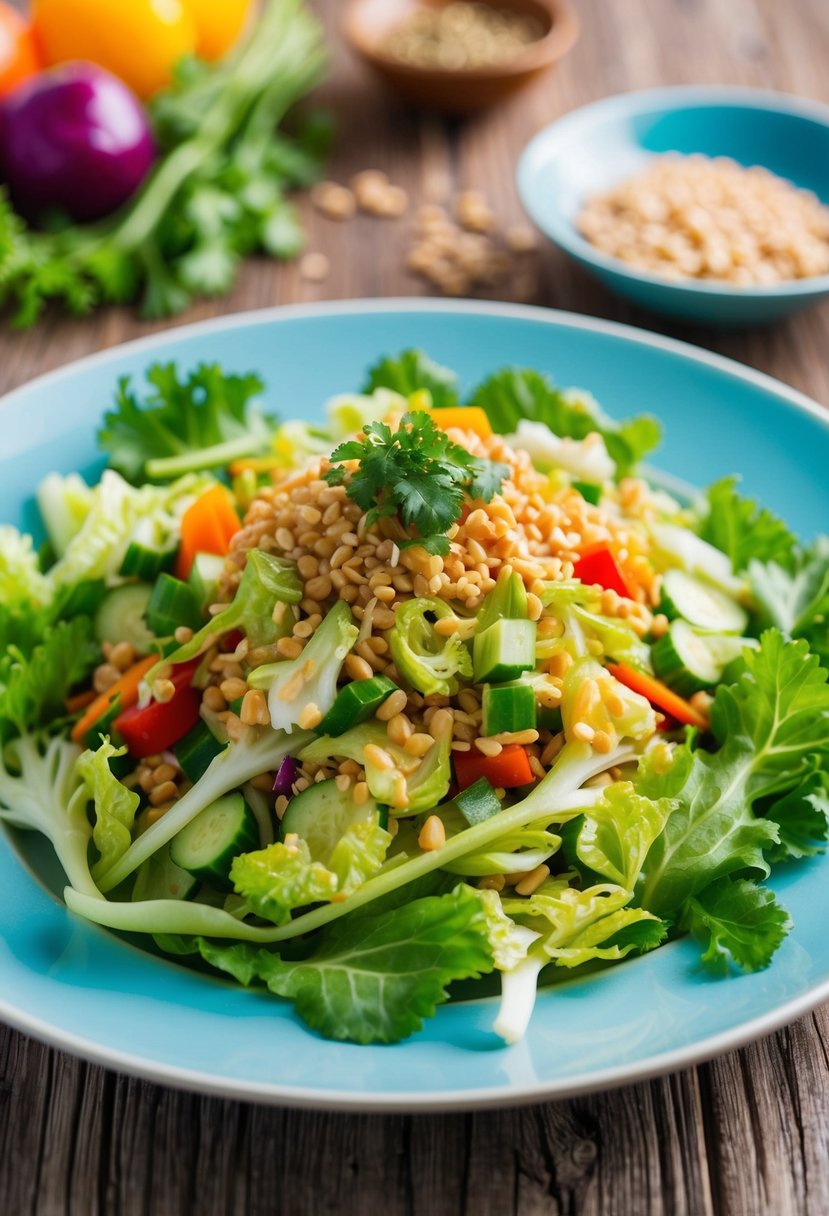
[[0, 0, 328, 327], [324, 411, 509, 555]]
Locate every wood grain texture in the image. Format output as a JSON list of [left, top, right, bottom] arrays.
[[1, 1, 829, 1213]]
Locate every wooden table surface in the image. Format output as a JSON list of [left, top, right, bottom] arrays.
[[2, 1, 829, 1212]]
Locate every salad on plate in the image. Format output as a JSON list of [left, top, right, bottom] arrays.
[[1, 349, 827, 1046]]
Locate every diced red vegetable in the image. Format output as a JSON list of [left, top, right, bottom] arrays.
[[453, 743, 533, 792], [114, 660, 201, 758], [572, 544, 636, 599], [273, 755, 298, 797]]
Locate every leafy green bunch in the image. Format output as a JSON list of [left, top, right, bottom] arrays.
[[0, 0, 328, 327], [365, 349, 662, 478]]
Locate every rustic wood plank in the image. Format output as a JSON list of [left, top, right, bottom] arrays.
[[2, 1, 829, 1214]]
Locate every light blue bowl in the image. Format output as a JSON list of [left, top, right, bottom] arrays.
[[518, 86, 829, 325], [1, 301, 828, 1110]]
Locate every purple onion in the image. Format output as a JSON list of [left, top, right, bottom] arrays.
[[0, 62, 155, 224], [273, 756, 299, 798]]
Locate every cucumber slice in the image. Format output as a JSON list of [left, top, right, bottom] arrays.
[[132, 844, 198, 902], [572, 480, 601, 506], [94, 584, 155, 653], [147, 573, 203, 636], [318, 675, 398, 736], [170, 793, 259, 890], [280, 778, 381, 862], [82, 693, 122, 751], [120, 541, 175, 581], [175, 719, 227, 783], [650, 523, 744, 598], [651, 620, 725, 697], [188, 552, 226, 613], [659, 569, 748, 633]]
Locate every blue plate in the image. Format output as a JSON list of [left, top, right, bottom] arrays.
[[1, 301, 827, 1111], [517, 86, 829, 325]]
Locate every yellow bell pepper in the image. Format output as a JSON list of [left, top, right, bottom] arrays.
[[185, 0, 254, 61], [32, 0, 197, 99], [427, 406, 493, 441]]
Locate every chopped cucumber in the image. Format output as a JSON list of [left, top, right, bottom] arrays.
[[482, 680, 536, 736], [94, 584, 155, 653], [572, 480, 601, 506], [147, 573, 203, 636], [652, 620, 755, 697], [119, 541, 174, 581], [650, 523, 744, 598], [82, 693, 122, 751], [175, 719, 228, 783], [132, 844, 198, 902], [170, 793, 259, 890], [477, 570, 528, 633], [280, 778, 383, 861], [473, 619, 536, 683], [188, 552, 226, 613], [318, 675, 398, 736], [56, 578, 108, 618], [659, 569, 748, 633], [454, 777, 502, 827]]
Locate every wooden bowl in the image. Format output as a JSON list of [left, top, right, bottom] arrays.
[[343, 0, 580, 116]]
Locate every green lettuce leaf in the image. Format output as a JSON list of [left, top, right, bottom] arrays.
[[230, 810, 391, 926], [98, 362, 275, 482], [75, 738, 141, 881], [686, 877, 792, 973], [197, 882, 493, 1043], [230, 838, 339, 925], [637, 631, 829, 934], [475, 888, 540, 970], [0, 526, 52, 608], [749, 536, 829, 666], [47, 469, 211, 588], [468, 369, 661, 478], [0, 616, 97, 737], [761, 763, 829, 863], [503, 881, 666, 968], [574, 783, 674, 890], [364, 349, 461, 410], [697, 477, 798, 574]]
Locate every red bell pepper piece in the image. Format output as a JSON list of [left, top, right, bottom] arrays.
[[572, 544, 636, 599], [114, 659, 202, 758], [453, 744, 534, 791]]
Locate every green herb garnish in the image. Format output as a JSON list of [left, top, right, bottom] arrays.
[[323, 410, 509, 555]]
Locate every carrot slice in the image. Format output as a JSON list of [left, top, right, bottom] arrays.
[[70, 655, 157, 746], [607, 662, 708, 729], [175, 484, 240, 581], [427, 407, 493, 441], [453, 743, 534, 791]]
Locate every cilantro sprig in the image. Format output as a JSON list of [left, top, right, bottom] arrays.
[[324, 411, 509, 556]]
